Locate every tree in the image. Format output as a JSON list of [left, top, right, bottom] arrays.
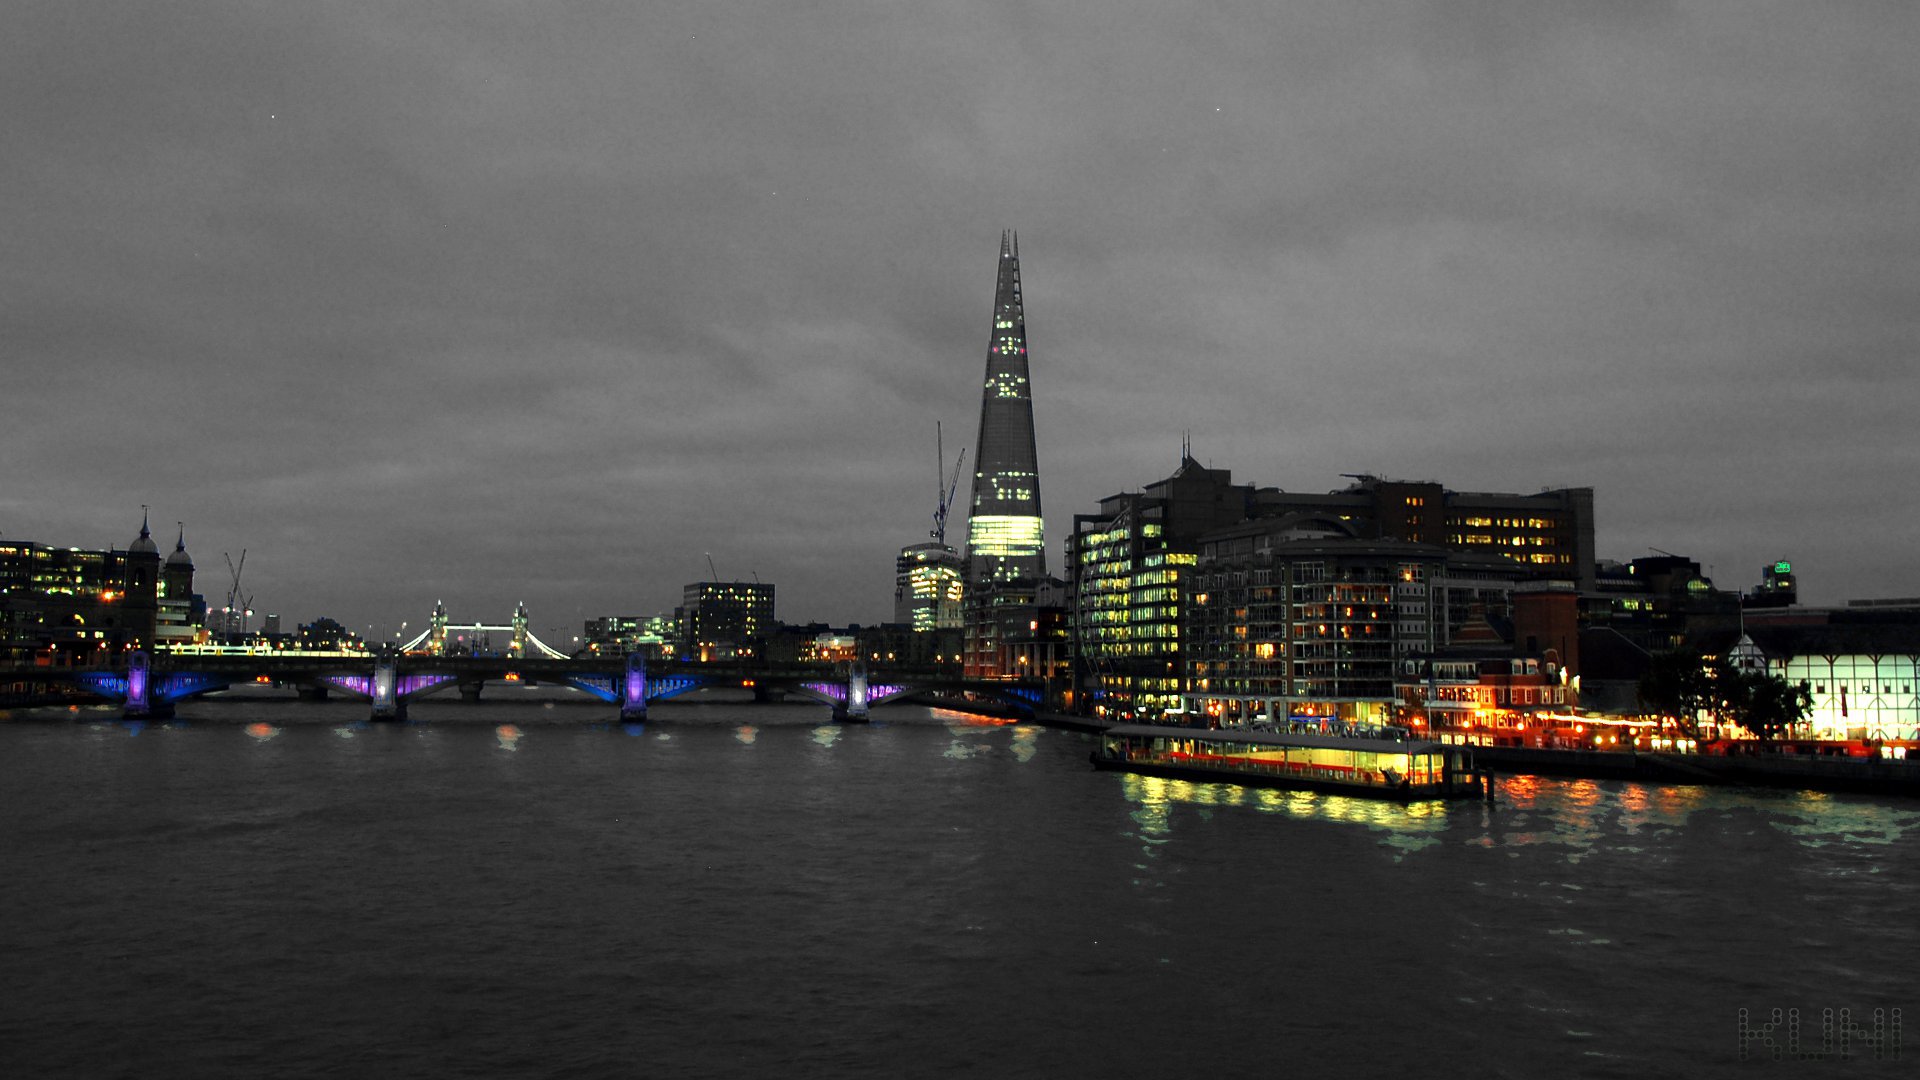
[[1726, 670, 1813, 742], [1638, 649, 1714, 736]]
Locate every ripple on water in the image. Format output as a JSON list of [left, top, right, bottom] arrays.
[[4, 710, 1918, 1077]]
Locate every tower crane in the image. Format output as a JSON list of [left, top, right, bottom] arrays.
[[223, 550, 253, 640], [931, 421, 967, 546]]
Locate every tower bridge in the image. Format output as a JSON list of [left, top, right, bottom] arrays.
[[398, 600, 570, 659]]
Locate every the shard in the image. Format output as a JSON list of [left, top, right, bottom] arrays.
[[965, 231, 1047, 587]]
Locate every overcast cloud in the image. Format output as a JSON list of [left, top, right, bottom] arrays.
[[6, 0, 1917, 637]]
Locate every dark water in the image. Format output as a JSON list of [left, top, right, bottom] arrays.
[[3, 692, 1915, 1078]]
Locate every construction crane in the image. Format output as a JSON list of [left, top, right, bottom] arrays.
[[931, 421, 967, 546], [223, 550, 253, 640]]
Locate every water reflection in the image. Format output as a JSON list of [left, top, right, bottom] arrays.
[[1765, 795, 1920, 848], [621, 723, 646, 738], [734, 724, 757, 746], [1009, 725, 1039, 763], [1123, 775, 1174, 892], [811, 724, 841, 749], [930, 707, 1017, 728], [1116, 772, 1452, 862], [245, 722, 279, 742], [495, 724, 522, 752], [942, 718, 998, 760]]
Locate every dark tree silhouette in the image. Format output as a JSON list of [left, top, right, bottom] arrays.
[[1638, 649, 1714, 736], [1638, 650, 1811, 741], [1726, 670, 1814, 742]]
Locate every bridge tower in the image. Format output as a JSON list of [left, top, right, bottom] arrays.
[[429, 600, 449, 656], [511, 601, 530, 658]]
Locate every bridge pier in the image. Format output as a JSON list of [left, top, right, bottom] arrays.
[[297, 684, 330, 702], [370, 651, 406, 721], [458, 681, 484, 703], [620, 653, 647, 722], [121, 651, 174, 720], [833, 662, 871, 724]]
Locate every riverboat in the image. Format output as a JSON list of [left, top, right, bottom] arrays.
[[1092, 724, 1480, 800]]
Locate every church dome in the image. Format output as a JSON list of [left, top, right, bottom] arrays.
[[129, 513, 159, 556], [167, 525, 193, 569]]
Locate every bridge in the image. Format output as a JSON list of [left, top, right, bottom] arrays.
[[393, 600, 574, 660], [11, 650, 1046, 725]]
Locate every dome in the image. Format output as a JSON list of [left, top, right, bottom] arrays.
[[128, 512, 159, 556], [167, 525, 193, 569]]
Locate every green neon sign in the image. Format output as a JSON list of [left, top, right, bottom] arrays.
[[1773, 561, 1793, 574]]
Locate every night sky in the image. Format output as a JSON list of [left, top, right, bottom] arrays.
[[7, 1, 1917, 639]]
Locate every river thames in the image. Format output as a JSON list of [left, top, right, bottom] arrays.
[[3, 692, 1914, 1077]]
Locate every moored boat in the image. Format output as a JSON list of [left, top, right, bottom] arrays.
[[1092, 723, 1479, 800]]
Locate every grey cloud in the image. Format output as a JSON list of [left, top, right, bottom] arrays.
[[6, 0, 1919, 630]]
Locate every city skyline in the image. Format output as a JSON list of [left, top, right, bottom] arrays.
[[7, 3, 1919, 633]]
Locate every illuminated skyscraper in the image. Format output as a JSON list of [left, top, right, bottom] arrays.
[[965, 231, 1046, 587], [894, 542, 965, 631], [962, 232, 1052, 679]]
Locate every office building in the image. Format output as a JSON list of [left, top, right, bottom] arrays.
[[962, 231, 1052, 677], [1180, 523, 1534, 728], [1251, 475, 1596, 591], [964, 231, 1047, 589], [1067, 456, 1275, 719], [894, 542, 964, 632], [677, 582, 775, 661], [0, 514, 198, 662]]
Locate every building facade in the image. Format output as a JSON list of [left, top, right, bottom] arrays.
[[0, 515, 199, 663], [1067, 458, 1274, 720], [1180, 524, 1536, 728], [1250, 476, 1596, 591], [583, 614, 674, 658], [894, 542, 964, 632], [1741, 607, 1920, 741], [677, 581, 775, 661]]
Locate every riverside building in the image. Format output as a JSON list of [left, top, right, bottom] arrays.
[[0, 513, 201, 663], [1181, 528, 1529, 728], [1064, 461, 1594, 722], [894, 542, 964, 632], [677, 581, 775, 661], [1068, 455, 1274, 720], [1252, 475, 1597, 592]]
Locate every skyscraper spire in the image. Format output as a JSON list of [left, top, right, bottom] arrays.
[[965, 230, 1046, 586]]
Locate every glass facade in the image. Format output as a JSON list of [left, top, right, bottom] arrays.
[[894, 543, 964, 632], [1071, 512, 1192, 718], [965, 232, 1046, 587]]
